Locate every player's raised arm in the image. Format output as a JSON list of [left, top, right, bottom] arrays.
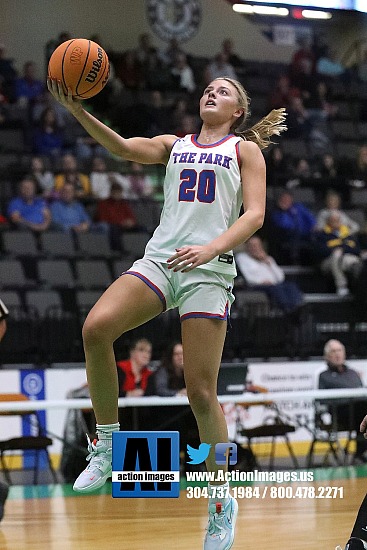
[[47, 78, 177, 165]]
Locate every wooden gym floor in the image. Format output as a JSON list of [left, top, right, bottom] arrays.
[[1, 466, 367, 550]]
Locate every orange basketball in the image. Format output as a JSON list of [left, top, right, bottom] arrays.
[[48, 38, 109, 99]]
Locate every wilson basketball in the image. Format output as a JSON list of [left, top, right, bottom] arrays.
[[48, 38, 109, 99]]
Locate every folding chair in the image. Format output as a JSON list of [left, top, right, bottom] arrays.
[[0, 393, 58, 484]]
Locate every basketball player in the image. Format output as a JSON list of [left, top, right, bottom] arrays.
[[336, 414, 367, 550], [48, 75, 286, 550]]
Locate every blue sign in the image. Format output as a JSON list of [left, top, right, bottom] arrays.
[[20, 370, 46, 470], [112, 431, 180, 498]]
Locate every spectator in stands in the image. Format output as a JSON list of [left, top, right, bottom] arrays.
[[170, 53, 196, 94], [160, 38, 186, 67], [114, 49, 143, 91], [90, 156, 129, 200], [290, 36, 316, 83], [286, 157, 312, 189], [286, 96, 312, 139], [144, 49, 173, 92], [235, 235, 304, 314], [146, 90, 171, 136], [318, 339, 367, 463], [134, 33, 157, 72], [116, 338, 153, 397], [50, 182, 91, 233], [269, 189, 316, 264], [316, 190, 360, 235], [0, 297, 10, 522], [7, 176, 51, 233], [124, 161, 154, 199], [32, 106, 64, 160], [54, 153, 91, 198], [0, 43, 17, 103], [268, 74, 300, 111], [149, 341, 186, 397], [315, 152, 338, 180], [29, 155, 55, 198], [221, 38, 243, 70], [313, 210, 363, 296], [96, 181, 138, 250], [14, 61, 45, 107], [350, 144, 367, 187], [204, 53, 237, 85], [316, 46, 347, 79], [265, 145, 291, 187]]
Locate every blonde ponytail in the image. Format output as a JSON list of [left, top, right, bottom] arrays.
[[235, 108, 288, 150], [212, 77, 288, 150]]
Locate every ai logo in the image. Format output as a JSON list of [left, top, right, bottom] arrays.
[[146, 0, 202, 42], [112, 431, 180, 498]]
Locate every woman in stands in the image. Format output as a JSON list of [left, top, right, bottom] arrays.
[[48, 74, 286, 550]]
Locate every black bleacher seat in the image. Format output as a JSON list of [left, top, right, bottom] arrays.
[[75, 289, 103, 311], [2, 231, 39, 257], [112, 259, 134, 278], [37, 259, 75, 288], [330, 120, 357, 140], [39, 232, 76, 258], [350, 189, 367, 208], [0, 128, 24, 152], [25, 290, 63, 317], [74, 259, 112, 289], [76, 232, 117, 258], [0, 259, 37, 289], [0, 290, 22, 308], [121, 232, 150, 259], [335, 141, 359, 160]]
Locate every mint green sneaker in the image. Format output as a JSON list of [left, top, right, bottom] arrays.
[[73, 435, 112, 493], [204, 496, 238, 550]]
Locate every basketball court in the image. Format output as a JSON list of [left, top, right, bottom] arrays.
[[1, 467, 367, 549]]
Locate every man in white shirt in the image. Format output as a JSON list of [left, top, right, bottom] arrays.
[[235, 235, 304, 314]]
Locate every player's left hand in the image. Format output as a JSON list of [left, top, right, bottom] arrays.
[[167, 245, 216, 272]]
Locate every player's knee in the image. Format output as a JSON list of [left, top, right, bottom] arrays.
[[187, 385, 213, 415], [82, 311, 112, 346]]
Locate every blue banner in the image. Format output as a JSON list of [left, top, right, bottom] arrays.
[[20, 370, 47, 470]]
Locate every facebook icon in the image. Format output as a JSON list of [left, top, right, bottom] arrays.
[[215, 443, 237, 466]]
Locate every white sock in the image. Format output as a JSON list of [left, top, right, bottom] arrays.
[[96, 422, 120, 445]]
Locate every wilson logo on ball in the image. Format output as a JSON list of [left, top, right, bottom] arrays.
[[85, 47, 104, 83], [70, 47, 83, 65]]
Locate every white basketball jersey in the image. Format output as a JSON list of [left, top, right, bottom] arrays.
[[145, 133, 243, 276]]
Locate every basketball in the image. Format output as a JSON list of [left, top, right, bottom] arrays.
[[48, 38, 109, 99]]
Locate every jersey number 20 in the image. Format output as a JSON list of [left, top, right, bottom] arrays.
[[179, 169, 216, 203]]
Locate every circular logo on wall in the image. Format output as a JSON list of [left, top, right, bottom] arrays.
[[23, 373, 43, 396], [146, 0, 202, 42]]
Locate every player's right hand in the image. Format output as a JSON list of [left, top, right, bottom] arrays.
[[47, 78, 83, 116]]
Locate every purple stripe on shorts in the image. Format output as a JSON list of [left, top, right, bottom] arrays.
[[123, 270, 166, 310], [180, 302, 229, 321]]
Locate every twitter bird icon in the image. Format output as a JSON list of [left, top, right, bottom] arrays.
[[186, 443, 211, 464]]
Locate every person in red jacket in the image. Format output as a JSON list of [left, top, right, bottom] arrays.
[[96, 181, 138, 250], [116, 338, 152, 397]]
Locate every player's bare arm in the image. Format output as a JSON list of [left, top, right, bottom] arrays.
[[167, 140, 265, 272], [47, 78, 177, 165]]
